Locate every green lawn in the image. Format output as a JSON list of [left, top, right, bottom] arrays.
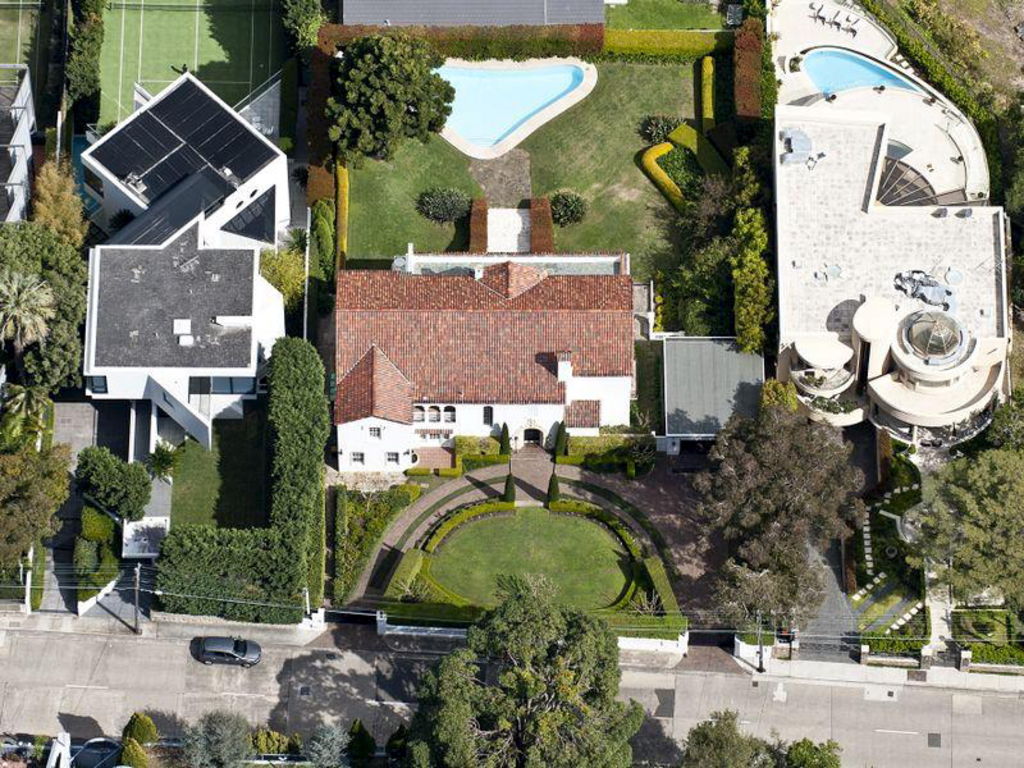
[[428, 508, 632, 609], [523, 62, 693, 281], [98, 0, 286, 126], [606, 0, 723, 30], [0, 6, 46, 94], [348, 136, 480, 260], [170, 405, 269, 528], [634, 340, 664, 433]]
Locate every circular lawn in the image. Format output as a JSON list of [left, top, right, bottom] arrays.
[[427, 507, 632, 610]]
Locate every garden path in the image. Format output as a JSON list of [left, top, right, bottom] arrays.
[[469, 149, 531, 207]]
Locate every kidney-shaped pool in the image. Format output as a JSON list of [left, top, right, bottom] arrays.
[[802, 48, 924, 95], [436, 60, 596, 159]]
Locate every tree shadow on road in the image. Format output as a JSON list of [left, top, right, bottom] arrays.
[[631, 713, 684, 767], [56, 713, 103, 739], [144, 710, 189, 739]]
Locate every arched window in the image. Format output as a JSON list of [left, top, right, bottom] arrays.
[[413, 406, 425, 422], [428, 406, 441, 422], [443, 405, 456, 423], [483, 406, 493, 426]]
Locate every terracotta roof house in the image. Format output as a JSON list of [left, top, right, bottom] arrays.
[[334, 262, 634, 471]]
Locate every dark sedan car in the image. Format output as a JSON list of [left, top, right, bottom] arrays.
[[196, 636, 262, 667]]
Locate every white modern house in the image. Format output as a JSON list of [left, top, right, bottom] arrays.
[[774, 105, 1010, 445], [334, 258, 634, 472], [80, 73, 290, 241], [81, 72, 289, 456], [0, 63, 35, 222]]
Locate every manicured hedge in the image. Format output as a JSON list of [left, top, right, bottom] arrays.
[[858, 0, 1002, 198], [733, 17, 763, 121], [76, 541, 118, 603], [81, 506, 115, 543], [335, 162, 349, 266], [567, 434, 637, 456], [642, 556, 680, 617], [454, 435, 500, 456], [461, 454, 511, 471], [701, 56, 715, 133], [319, 23, 604, 60], [334, 484, 421, 602], [965, 642, 1024, 666], [667, 122, 729, 175], [157, 526, 304, 623], [603, 29, 732, 58], [529, 197, 555, 253], [641, 142, 685, 212], [383, 549, 426, 599], [547, 499, 643, 559], [422, 501, 516, 553], [469, 198, 488, 254], [268, 338, 331, 608]]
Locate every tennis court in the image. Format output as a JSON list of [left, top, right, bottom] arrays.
[[98, 0, 286, 126], [0, 2, 47, 86]]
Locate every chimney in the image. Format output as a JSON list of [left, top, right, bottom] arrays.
[[556, 351, 573, 382]]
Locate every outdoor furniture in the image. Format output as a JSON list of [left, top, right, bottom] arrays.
[[845, 17, 860, 36], [816, 6, 828, 24], [808, 1, 822, 21], [829, 10, 842, 29]]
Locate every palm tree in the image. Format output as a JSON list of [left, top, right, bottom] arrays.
[[0, 269, 56, 372], [0, 383, 50, 447]]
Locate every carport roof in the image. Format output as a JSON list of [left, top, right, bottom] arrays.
[[663, 337, 764, 438]]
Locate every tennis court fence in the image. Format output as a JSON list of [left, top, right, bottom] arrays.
[[106, 0, 278, 9]]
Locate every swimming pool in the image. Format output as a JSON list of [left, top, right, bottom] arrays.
[[803, 49, 923, 94], [436, 63, 591, 158]]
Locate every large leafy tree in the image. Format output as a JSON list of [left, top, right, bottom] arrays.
[[913, 449, 1024, 604], [326, 34, 454, 165], [680, 710, 772, 768], [0, 224, 88, 392], [0, 384, 51, 450], [280, 0, 324, 52], [784, 738, 842, 768], [694, 408, 864, 624], [0, 443, 71, 567], [408, 575, 643, 766]]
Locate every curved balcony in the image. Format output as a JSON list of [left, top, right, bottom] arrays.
[[798, 390, 867, 428], [792, 367, 855, 398]]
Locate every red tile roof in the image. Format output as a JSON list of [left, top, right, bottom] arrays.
[[335, 345, 414, 424], [565, 400, 601, 428], [334, 266, 633, 425]]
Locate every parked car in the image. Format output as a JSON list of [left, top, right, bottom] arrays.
[[195, 637, 262, 667]]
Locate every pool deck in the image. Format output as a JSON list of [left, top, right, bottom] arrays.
[[439, 57, 598, 160], [770, 0, 990, 200]]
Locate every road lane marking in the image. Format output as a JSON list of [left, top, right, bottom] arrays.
[[64, 684, 109, 690], [874, 729, 918, 735]]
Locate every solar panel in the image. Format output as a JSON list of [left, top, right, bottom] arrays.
[[90, 77, 276, 203]]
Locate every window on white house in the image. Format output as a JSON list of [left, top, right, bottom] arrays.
[[413, 406, 425, 422], [386, 452, 399, 464], [352, 452, 364, 465], [87, 376, 108, 394], [369, 427, 381, 438], [483, 406, 493, 426], [428, 406, 441, 422], [443, 405, 456, 423]]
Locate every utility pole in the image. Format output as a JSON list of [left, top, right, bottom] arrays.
[[303, 587, 310, 616], [756, 609, 765, 673], [133, 563, 141, 635]]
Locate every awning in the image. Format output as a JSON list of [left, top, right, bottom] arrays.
[[794, 334, 854, 369]]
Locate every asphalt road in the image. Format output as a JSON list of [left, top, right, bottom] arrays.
[[2, 625, 1023, 767]]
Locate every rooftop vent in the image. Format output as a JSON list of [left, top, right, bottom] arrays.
[[173, 318, 191, 335], [178, 334, 195, 347]]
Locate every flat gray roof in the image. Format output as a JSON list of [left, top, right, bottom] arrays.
[[663, 337, 764, 438], [341, 0, 604, 26], [92, 225, 255, 369]]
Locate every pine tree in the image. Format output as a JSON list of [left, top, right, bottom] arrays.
[[119, 738, 147, 768], [122, 712, 158, 745], [503, 472, 516, 503], [346, 719, 376, 766], [554, 421, 568, 456]]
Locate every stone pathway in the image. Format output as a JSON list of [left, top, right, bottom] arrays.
[[469, 149, 532, 207]]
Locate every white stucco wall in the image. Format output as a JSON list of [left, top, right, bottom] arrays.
[[335, 374, 633, 472]]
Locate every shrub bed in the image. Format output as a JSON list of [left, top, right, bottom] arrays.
[[603, 29, 732, 58], [320, 23, 604, 60], [641, 142, 684, 212], [382, 549, 426, 599], [334, 484, 421, 602], [667, 118, 729, 175]]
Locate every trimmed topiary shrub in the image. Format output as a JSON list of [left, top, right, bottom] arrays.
[[503, 472, 516, 503], [416, 187, 471, 223], [637, 114, 681, 144], [122, 712, 158, 745], [550, 190, 587, 227], [499, 423, 511, 454], [547, 473, 561, 504], [468, 198, 488, 253], [529, 197, 555, 252], [73, 536, 99, 577], [554, 421, 568, 456]]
